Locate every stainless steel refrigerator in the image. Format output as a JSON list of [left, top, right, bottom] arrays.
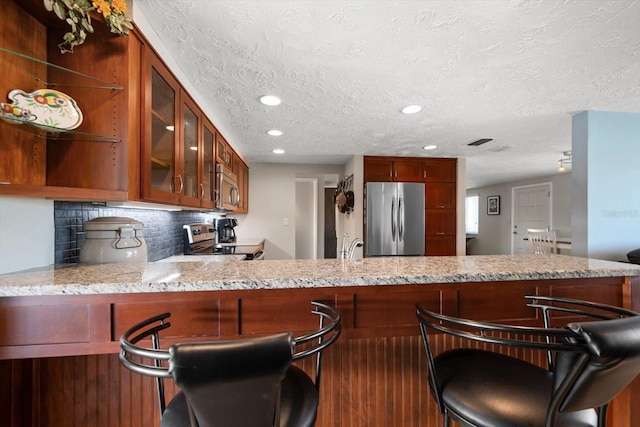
[[365, 182, 425, 256]]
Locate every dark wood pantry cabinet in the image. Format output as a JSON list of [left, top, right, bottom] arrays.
[[423, 158, 457, 256]]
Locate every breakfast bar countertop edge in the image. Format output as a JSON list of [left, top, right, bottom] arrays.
[[2, 254, 640, 297]]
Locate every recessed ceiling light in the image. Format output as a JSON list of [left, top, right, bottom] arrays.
[[401, 105, 421, 114], [423, 145, 437, 150], [272, 148, 285, 154], [267, 129, 283, 136], [260, 95, 281, 106]]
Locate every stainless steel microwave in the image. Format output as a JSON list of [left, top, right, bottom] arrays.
[[216, 164, 239, 211]]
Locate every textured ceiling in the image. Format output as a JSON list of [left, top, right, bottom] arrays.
[[134, 0, 640, 188]]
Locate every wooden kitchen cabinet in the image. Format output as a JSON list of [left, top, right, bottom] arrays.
[[0, 11, 47, 188], [425, 234, 457, 255], [425, 210, 456, 235], [2, 1, 250, 210], [424, 158, 457, 255], [140, 46, 249, 210], [200, 118, 217, 209], [236, 159, 249, 213], [1, 1, 141, 200], [425, 182, 456, 255], [426, 182, 456, 209], [363, 156, 423, 182], [141, 50, 181, 205], [216, 133, 234, 170], [179, 93, 202, 207], [141, 49, 222, 208], [423, 158, 457, 182]]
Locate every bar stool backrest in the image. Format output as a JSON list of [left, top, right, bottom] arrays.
[[119, 301, 341, 427], [169, 333, 293, 427], [553, 316, 640, 412]]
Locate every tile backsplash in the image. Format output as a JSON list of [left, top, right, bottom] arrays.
[[54, 201, 217, 264]]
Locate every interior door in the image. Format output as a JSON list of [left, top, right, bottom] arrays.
[[512, 183, 552, 254]]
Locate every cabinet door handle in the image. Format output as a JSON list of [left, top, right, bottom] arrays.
[[436, 232, 446, 235], [229, 185, 240, 206], [177, 174, 184, 194], [436, 205, 445, 209]]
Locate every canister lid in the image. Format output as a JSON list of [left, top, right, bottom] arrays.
[[84, 216, 144, 231]]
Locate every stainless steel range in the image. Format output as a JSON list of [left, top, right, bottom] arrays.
[[182, 224, 264, 260]]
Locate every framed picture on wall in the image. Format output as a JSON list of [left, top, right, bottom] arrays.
[[487, 195, 500, 215]]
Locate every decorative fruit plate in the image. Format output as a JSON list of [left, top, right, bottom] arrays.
[[0, 88, 83, 130]]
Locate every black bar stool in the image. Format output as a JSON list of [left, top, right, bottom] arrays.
[[120, 301, 341, 427], [416, 295, 640, 427]]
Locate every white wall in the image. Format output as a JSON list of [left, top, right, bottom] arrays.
[[338, 156, 364, 259], [466, 173, 572, 255], [572, 111, 640, 261], [234, 163, 344, 260], [0, 196, 55, 274]]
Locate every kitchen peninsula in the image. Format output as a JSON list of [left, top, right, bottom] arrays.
[[1, 255, 640, 427]]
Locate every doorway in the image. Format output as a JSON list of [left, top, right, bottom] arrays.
[[295, 178, 317, 259], [324, 188, 337, 258], [511, 183, 553, 254]]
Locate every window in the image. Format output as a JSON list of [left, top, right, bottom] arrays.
[[465, 194, 479, 235]]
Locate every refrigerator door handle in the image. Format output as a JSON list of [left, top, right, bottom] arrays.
[[391, 195, 396, 241], [398, 196, 404, 241]]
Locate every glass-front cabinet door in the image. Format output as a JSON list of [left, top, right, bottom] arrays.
[[150, 68, 176, 193], [216, 133, 233, 169], [180, 94, 200, 207], [142, 51, 180, 204], [201, 119, 217, 208]]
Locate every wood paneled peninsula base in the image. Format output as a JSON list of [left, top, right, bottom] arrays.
[[2, 255, 640, 427]]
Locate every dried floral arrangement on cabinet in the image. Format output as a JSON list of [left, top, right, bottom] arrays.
[[43, 0, 133, 53]]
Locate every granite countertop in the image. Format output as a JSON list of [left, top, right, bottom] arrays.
[[158, 254, 247, 262], [217, 238, 265, 247], [1, 254, 639, 297]]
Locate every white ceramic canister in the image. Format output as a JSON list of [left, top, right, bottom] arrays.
[[80, 217, 148, 264]]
